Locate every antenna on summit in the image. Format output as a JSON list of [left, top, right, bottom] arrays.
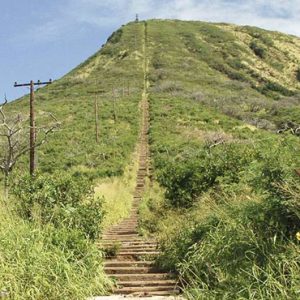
[[135, 14, 139, 22]]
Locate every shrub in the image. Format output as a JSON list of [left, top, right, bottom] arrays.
[[13, 173, 104, 240], [152, 55, 164, 69], [262, 81, 294, 97], [156, 179, 300, 299], [102, 242, 121, 258], [101, 44, 118, 56], [0, 207, 110, 300], [296, 68, 300, 82], [153, 81, 183, 93], [158, 145, 254, 208], [250, 40, 266, 59], [106, 28, 123, 44]]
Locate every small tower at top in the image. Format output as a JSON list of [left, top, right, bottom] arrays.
[[135, 14, 139, 22]]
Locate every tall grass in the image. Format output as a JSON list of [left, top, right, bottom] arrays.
[[94, 148, 139, 230], [0, 197, 112, 300]]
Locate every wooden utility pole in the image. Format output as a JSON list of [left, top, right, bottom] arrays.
[[112, 88, 117, 122], [14, 79, 52, 175], [94, 94, 99, 143], [122, 82, 125, 97]]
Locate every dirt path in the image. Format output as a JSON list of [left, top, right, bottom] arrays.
[[100, 22, 180, 298]]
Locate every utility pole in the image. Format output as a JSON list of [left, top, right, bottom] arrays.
[[112, 87, 117, 122], [94, 81, 99, 143], [14, 79, 52, 175]]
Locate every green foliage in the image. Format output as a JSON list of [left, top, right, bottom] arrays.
[[250, 40, 267, 59], [107, 28, 123, 44], [155, 176, 300, 298], [296, 68, 300, 82], [0, 203, 111, 300], [102, 242, 121, 258], [13, 173, 104, 240], [243, 26, 275, 46], [145, 79, 300, 298], [158, 145, 254, 208]]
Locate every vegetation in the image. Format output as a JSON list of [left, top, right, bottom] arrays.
[[1, 19, 300, 299], [0, 196, 111, 300], [250, 40, 267, 58], [297, 68, 300, 82], [140, 93, 300, 298], [0, 21, 145, 299], [139, 19, 300, 299], [13, 173, 104, 240]]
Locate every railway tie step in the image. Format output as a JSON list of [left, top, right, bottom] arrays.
[[101, 94, 179, 297]]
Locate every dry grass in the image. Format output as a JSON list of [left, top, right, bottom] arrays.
[[94, 148, 139, 230]]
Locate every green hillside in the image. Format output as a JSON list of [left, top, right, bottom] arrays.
[[1, 19, 300, 299], [5, 19, 300, 178]]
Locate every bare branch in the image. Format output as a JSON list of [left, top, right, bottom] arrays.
[[0, 99, 59, 178]]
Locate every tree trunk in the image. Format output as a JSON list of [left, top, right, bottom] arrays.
[[3, 173, 9, 200]]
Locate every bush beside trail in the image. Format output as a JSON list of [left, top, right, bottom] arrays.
[[141, 94, 300, 299], [0, 173, 110, 299]]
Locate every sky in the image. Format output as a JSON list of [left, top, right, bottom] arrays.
[[1, 0, 300, 101]]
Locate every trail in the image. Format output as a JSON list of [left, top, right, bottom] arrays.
[[100, 22, 180, 298]]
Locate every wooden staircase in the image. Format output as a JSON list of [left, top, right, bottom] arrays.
[[100, 97, 180, 297]]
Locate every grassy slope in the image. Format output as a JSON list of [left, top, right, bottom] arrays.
[[5, 21, 145, 180], [147, 20, 300, 127], [1, 22, 147, 299], [139, 20, 300, 299]]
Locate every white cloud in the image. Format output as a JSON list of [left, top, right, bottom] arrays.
[[66, 0, 300, 36], [14, 0, 300, 44]]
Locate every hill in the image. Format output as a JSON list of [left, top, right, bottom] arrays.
[[1, 19, 300, 299], [4, 19, 300, 178]]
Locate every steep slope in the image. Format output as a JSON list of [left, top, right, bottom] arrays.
[[5, 19, 300, 180], [5, 22, 146, 180], [145, 20, 300, 130], [138, 20, 300, 300]]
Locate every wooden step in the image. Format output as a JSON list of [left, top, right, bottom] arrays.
[[110, 273, 174, 281], [105, 266, 158, 274], [105, 261, 154, 267], [120, 246, 157, 251], [117, 250, 159, 255], [117, 279, 177, 287], [102, 234, 142, 239], [115, 285, 178, 294], [105, 230, 138, 235], [100, 242, 156, 247]]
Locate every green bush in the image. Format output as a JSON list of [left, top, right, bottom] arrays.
[[266, 81, 294, 96], [106, 28, 123, 44], [296, 68, 300, 82], [0, 206, 111, 300], [13, 173, 104, 240], [156, 178, 300, 299], [250, 40, 266, 59], [158, 145, 254, 208]]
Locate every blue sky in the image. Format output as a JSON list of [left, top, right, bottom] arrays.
[[1, 0, 300, 101]]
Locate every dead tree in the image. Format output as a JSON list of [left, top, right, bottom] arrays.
[[0, 98, 59, 198]]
